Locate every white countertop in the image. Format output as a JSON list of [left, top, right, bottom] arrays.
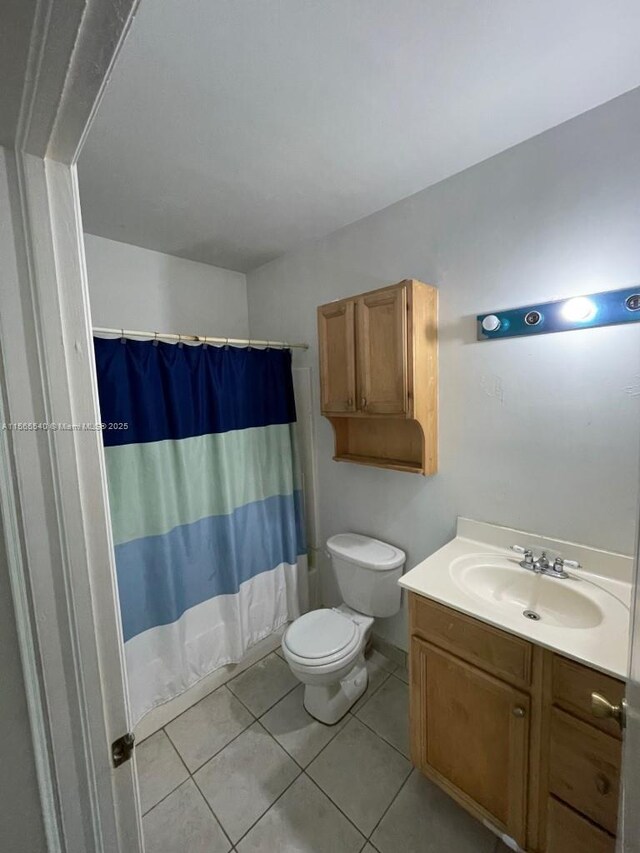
[[399, 520, 632, 679]]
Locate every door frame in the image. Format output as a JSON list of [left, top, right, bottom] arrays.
[[0, 2, 142, 851], [620, 493, 640, 851]]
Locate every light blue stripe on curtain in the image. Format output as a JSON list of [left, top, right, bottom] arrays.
[[116, 491, 306, 642]]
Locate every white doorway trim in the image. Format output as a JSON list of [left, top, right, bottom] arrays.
[[0, 2, 142, 851], [620, 499, 640, 851]]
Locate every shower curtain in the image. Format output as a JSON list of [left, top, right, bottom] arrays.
[[94, 337, 306, 724]]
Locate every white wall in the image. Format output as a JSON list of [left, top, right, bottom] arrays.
[[84, 234, 249, 337], [247, 88, 640, 650]]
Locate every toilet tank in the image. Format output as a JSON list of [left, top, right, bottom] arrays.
[[326, 533, 405, 617]]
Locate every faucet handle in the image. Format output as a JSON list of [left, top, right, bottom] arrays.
[[511, 545, 534, 565], [552, 556, 582, 573]]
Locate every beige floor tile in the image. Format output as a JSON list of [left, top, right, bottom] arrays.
[[307, 717, 411, 835], [165, 684, 253, 772], [394, 663, 409, 684], [355, 674, 410, 756], [136, 730, 189, 814], [228, 652, 298, 716], [236, 774, 365, 853], [371, 769, 495, 853], [143, 779, 230, 853], [260, 684, 348, 766], [194, 721, 300, 843]]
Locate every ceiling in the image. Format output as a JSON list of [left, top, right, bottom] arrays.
[[78, 0, 640, 273]]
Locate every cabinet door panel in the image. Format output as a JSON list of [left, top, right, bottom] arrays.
[[318, 301, 356, 413], [357, 286, 407, 414], [548, 708, 621, 834], [546, 797, 615, 853], [411, 637, 529, 846], [551, 654, 625, 739]]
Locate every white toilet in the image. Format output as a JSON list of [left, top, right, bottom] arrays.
[[281, 533, 405, 724]]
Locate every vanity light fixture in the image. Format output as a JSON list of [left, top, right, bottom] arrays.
[[477, 285, 640, 340]]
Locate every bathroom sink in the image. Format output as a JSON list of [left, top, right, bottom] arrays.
[[399, 525, 632, 678], [449, 555, 606, 628]]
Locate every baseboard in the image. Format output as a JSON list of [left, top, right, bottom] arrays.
[[135, 627, 286, 742], [371, 633, 407, 669]]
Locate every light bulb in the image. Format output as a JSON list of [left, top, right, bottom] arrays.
[[561, 296, 597, 323], [481, 314, 501, 332]]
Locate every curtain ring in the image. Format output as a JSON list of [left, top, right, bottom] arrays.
[[224, 336, 229, 350], [247, 338, 252, 351], [153, 330, 159, 347], [178, 332, 183, 348], [120, 328, 126, 344]]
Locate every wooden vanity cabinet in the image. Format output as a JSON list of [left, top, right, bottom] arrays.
[[408, 592, 624, 852], [317, 280, 437, 475]]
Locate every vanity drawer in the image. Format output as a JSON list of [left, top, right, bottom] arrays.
[[409, 593, 532, 689], [546, 797, 615, 853], [551, 654, 625, 739], [548, 708, 621, 834]]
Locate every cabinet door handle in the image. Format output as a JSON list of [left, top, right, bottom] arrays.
[[347, 398, 353, 408], [512, 706, 526, 718], [361, 397, 367, 409], [591, 692, 627, 730]]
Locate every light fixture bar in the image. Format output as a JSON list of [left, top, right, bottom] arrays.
[[477, 286, 640, 341]]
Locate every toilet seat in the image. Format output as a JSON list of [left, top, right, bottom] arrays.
[[282, 609, 361, 669]]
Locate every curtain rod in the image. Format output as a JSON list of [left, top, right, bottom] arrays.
[[92, 326, 309, 350]]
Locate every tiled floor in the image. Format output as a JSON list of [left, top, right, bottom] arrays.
[[139, 646, 506, 853]]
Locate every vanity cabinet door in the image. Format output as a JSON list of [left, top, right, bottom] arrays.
[[356, 285, 408, 414], [318, 300, 357, 414], [548, 708, 621, 834], [546, 797, 615, 853], [411, 637, 530, 847]]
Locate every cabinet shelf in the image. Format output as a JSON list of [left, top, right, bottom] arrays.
[[333, 453, 424, 474], [318, 279, 438, 475]]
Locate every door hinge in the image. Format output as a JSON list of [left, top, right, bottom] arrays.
[[112, 732, 135, 768]]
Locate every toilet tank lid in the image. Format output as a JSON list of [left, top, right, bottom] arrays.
[[326, 533, 405, 571]]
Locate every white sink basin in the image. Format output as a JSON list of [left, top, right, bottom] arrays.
[[398, 524, 632, 678], [450, 554, 612, 629]]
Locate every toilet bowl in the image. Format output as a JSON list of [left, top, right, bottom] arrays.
[[282, 533, 405, 724]]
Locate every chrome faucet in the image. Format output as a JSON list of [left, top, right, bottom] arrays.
[[510, 545, 581, 579]]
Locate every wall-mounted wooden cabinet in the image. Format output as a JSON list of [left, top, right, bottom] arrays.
[[317, 280, 437, 474], [409, 593, 623, 852]]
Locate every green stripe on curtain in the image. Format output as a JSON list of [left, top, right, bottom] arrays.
[[106, 423, 302, 545]]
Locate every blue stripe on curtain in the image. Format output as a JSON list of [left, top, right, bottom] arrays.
[[94, 338, 297, 447], [116, 491, 306, 642]]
